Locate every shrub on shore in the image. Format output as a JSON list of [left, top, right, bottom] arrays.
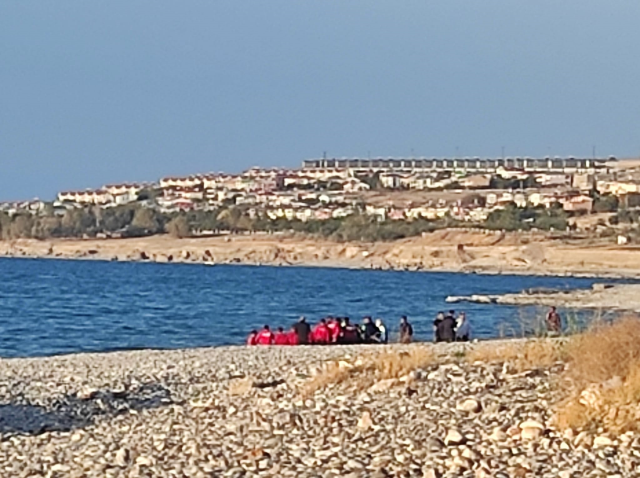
[[554, 316, 640, 434], [466, 340, 565, 372], [302, 347, 434, 397]]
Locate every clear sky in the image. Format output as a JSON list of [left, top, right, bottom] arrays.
[[2, 1, 640, 201]]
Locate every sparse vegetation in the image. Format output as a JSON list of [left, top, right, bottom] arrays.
[[302, 347, 434, 397], [466, 340, 566, 372], [484, 203, 568, 232], [593, 194, 619, 213], [554, 317, 640, 434]]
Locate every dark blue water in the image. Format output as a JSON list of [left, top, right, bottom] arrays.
[[0, 258, 625, 358]]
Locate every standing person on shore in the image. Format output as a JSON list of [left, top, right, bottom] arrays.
[[375, 318, 388, 344], [246, 329, 258, 346], [292, 316, 311, 345], [436, 313, 456, 343], [256, 325, 274, 345], [433, 312, 445, 342], [399, 316, 414, 343], [455, 312, 471, 342], [546, 306, 562, 335], [274, 326, 290, 345]]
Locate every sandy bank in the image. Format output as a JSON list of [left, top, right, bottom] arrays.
[[0, 342, 637, 477], [3, 229, 640, 278]]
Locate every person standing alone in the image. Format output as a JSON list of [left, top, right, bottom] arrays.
[[546, 307, 562, 335], [399, 316, 414, 343]]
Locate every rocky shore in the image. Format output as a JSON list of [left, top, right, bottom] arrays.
[[447, 283, 640, 313], [4, 230, 640, 278], [0, 342, 638, 477]]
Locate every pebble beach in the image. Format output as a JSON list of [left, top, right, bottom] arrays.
[[0, 343, 637, 478]]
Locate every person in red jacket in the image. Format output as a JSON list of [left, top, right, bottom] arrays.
[[311, 319, 331, 345], [287, 327, 299, 345], [246, 330, 258, 346], [326, 318, 341, 343], [256, 325, 274, 345], [274, 326, 290, 345]]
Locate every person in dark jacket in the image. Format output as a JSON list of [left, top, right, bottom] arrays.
[[433, 311, 445, 342], [360, 316, 380, 343], [375, 318, 388, 344], [292, 316, 311, 345], [340, 318, 360, 344], [436, 314, 456, 343], [399, 316, 414, 343]]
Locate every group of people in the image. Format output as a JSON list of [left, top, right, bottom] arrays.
[[247, 315, 415, 346], [247, 305, 565, 346], [433, 310, 471, 342]]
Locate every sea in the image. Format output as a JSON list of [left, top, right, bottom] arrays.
[[0, 257, 627, 358]]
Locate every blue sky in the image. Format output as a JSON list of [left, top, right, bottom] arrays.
[[1, 1, 639, 201]]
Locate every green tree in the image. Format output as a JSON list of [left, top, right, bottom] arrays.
[[0, 212, 10, 240], [166, 215, 191, 238], [131, 207, 162, 234], [593, 194, 619, 213], [101, 205, 135, 232], [10, 215, 34, 238], [33, 216, 62, 238], [485, 204, 528, 231], [61, 208, 96, 236]]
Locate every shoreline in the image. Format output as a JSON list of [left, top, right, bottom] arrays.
[[3, 230, 640, 279], [2, 252, 638, 279], [0, 338, 526, 362], [448, 282, 640, 313]]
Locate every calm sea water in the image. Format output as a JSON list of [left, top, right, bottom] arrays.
[[0, 258, 625, 358]]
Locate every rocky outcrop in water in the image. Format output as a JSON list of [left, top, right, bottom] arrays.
[[447, 283, 640, 312]]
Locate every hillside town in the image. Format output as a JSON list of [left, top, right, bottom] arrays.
[[2, 155, 640, 234]]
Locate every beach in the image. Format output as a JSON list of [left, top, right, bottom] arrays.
[[0, 341, 636, 477], [3, 229, 640, 278]]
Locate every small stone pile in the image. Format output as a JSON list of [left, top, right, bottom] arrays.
[[0, 343, 636, 477]]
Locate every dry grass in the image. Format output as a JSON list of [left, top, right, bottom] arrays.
[[466, 340, 565, 372], [374, 348, 436, 380], [300, 361, 355, 397], [301, 346, 434, 397], [554, 316, 640, 434], [563, 316, 640, 387]]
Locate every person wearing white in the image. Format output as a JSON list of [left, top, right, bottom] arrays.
[[375, 318, 388, 344], [455, 312, 471, 342]]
